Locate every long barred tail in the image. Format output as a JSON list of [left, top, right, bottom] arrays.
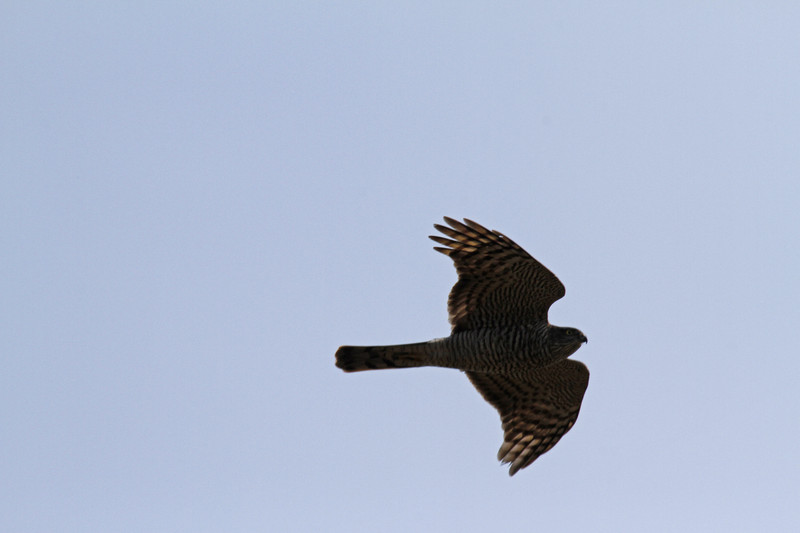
[[335, 342, 430, 372]]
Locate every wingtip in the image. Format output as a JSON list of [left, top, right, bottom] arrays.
[[462, 218, 491, 234]]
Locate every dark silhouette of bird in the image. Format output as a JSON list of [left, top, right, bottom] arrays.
[[336, 217, 589, 475]]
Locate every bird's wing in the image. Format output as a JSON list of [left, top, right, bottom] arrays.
[[430, 217, 565, 333], [466, 360, 589, 476]]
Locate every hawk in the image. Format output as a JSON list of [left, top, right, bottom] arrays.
[[335, 217, 589, 475]]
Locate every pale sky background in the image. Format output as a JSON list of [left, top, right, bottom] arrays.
[[3, 3, 799, 532]]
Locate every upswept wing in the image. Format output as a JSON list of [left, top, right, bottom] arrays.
[[430, 217, 565, 333], [466, 360, 589, 476]]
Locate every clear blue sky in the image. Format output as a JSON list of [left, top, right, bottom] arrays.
[[3, 3, 799, 532]]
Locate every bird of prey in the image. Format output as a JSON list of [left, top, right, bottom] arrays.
[[335, 217, 589, 475]]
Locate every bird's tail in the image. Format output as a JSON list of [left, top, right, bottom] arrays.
[[335, 342, 431, 372]]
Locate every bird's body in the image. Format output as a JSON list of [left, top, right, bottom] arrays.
[[335, 217, 590, 475], [337, 323, 581, 375]]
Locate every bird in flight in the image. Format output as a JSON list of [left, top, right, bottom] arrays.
[[335, 217, 589, 475]]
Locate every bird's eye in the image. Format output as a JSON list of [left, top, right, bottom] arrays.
[[565, 329, 573, 335]]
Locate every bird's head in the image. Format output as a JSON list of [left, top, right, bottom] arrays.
[[548, 326, 588, 358]]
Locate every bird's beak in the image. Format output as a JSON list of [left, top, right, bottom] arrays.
[[581, 334, 588, 344]]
